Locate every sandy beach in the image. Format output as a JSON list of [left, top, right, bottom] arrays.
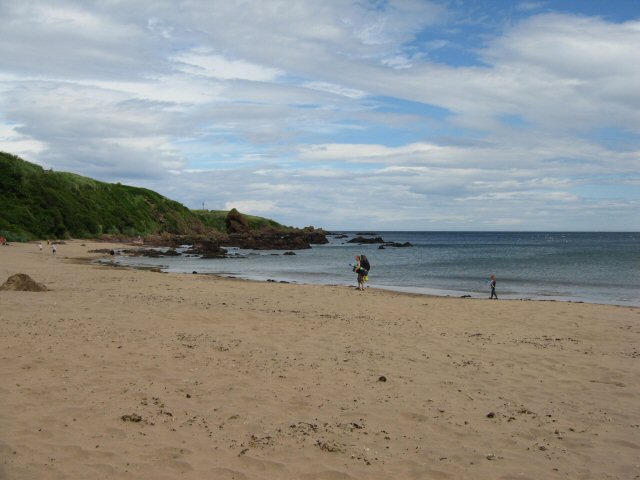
[[1, 240, 639, 480]]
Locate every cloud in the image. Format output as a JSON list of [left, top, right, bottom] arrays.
[[0, 2, 156, 80], [0, 1, 638, 230], [0, 123, 47, 160], [516, 2, 546, 12], [172, 50, 284, 82], [297, 142, 454, 164], [302, 82, 367, 99]]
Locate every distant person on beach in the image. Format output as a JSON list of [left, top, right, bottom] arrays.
[[38, 242, 43, 252], [353, 255, 370, 291], [489, 275, 498, 299], [51, 243, 57, 256]]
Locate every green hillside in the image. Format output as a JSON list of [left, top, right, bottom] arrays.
[[0, 152, 286, 241]]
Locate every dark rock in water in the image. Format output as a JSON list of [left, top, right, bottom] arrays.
[[357, 232, 378, 236], [120, 247, 179, 257], [283, 251, 296, 255], [139, 249, 163, 257], [378, 245, 385, 249], [347, 236, 385, 244], [121, 248, 165, 258], [0, 273, 48, 292], [187, 218, 325, 249], [331, 234, 349, 239], [200, 251, 227, 258], [184, 238, 228, 258], [89, 248, 115, 254], [143, 224, 328, 254], [305, 229, 329, 245], [228, 229, 327, 250], [192, 271, 198, 274], [460, 295, 471, 298], [383, 242, 413, 248]]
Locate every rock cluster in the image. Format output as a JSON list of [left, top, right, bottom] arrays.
[[347, 236, 385, 244], [225, 208, 250, 234], [228, 228, 327, 250], [346, 235, 413, 248], [123, 210, 329, 258]]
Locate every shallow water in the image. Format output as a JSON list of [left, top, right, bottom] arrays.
[[112, 231, 640, 306]]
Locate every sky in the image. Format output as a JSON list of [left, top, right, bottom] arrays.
[[1, 0, 639, 231]]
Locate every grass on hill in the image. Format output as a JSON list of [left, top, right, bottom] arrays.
[[0, 151, 289, 241]]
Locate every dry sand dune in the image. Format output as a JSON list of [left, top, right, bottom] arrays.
[[1, 240, 639, 479]]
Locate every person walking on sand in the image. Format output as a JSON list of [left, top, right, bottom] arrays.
[[51, 243, 57, 256], [353, 255, 370, 291], [38, 242, 43, 253], [489, 274, 498, 299]]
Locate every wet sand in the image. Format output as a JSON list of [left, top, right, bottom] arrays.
[[1, 240, 639, 479]]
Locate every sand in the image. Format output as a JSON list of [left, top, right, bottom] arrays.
[[1, 240, 639, 480]]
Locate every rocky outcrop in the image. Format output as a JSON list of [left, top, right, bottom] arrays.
[[384, 242, 413, 248], [136, 213, 328, 255], [221, 211, 329, 250], [303, 228, 329, 245], [228, 231, 311, 250], [225, 208, 250, 234], [136, 229, 327, 255], [120, 248, 181, 257], [184, 239, 228, 258], [347, 236, 385, 244]]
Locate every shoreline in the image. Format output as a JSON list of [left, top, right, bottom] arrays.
[[1, 240, 639, 479], [103, 254, 639, 308]]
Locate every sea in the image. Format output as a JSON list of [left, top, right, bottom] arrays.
[[111, 232, 640, 307]]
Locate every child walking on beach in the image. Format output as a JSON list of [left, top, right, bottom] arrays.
[[489, 275, 498, 299]]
